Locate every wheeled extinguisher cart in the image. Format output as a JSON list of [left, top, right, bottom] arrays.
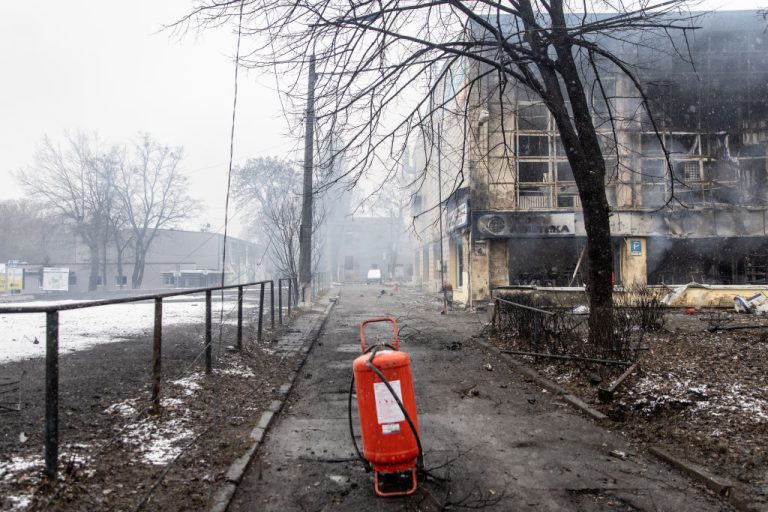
[[351, 317, 422, 497]]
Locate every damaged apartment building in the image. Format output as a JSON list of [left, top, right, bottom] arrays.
[[410, 10, 768, 306]]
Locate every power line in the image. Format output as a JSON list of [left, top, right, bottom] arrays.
[[219, 0, 244, 338]]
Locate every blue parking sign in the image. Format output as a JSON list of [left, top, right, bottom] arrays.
[[630, 239, 642, 256]]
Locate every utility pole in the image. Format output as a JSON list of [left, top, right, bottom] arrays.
[[299, 54, 316, 304], [437, 118, 448, 315]]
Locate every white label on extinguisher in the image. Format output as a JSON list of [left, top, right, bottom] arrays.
[[373, 380, 405, 424], [382, 423, 401, 434]]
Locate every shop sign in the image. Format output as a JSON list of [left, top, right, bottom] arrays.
[[472, 211, 575, 238], [446, 200, 469, 232]]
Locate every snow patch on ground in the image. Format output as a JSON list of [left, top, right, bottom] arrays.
[[1, 449, 91, 486], [0, 297, 262, 364], [101, 391, 197, 466], [121, 417, 195, 466], [216, 361, 255, 378], [7, 494, 33, 511], [0, 456, 42, 481], [101, 394, 197, 465], [161, 398, 184, 408], [104, 399, 139, 418], [630, 372, 768, 423], [171, 374, 202, 396]]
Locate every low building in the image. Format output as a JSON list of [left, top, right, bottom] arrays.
[[2, 228, 260, 294]]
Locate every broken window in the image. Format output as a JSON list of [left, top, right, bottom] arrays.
[[518, 135, 549, 157], [640, 133, 664, 155], [709, 161, 739, 183], [519, 186, 551, 209], [556, 195, 581, 208], [517, 103, 549, 131], [557, 161, 574, 182], [518, 161, 549, 182], [673, 160, 702, 182], [741, 157, 768, 190], [702, 134, 730, 160], [555, 137, 566, 157], [668, 134, 699, 156], [641, 159, 666, 183]]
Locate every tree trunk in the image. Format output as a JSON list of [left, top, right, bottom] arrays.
[[290, 275, 299, 305], [578, 177, 615, 353], [132, 239, 144, 289], [136, 258, 146, 288], [116, 247, 124, 288], [545, 6, 615, 354], [102, 230, 108, 291], [88, 244, 100, 291]]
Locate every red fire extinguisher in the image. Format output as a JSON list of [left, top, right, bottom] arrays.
[[351, 317, 422, 497]]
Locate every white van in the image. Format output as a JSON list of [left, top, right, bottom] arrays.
[[366, 268, 382, 284]]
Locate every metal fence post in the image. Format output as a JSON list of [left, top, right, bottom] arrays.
[[205, 290, 212, 374], [151, 298, 162, 413], [237, 286, 244, 350], [278, 279, 283, 325], [45, 310, 59, 480], [270, 280, 275, 329], [258, 282, 265, 341], [288, 279, 292, 316]]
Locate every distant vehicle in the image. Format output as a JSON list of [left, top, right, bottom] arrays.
[[366, 268, 382, 285]]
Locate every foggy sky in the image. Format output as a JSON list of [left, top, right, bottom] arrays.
[[0, 0, 762, 236], [0, 0, 297, 236]]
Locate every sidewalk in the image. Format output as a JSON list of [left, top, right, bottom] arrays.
[[226, 284, 728, 511]]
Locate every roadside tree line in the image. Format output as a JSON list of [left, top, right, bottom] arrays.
[[13, 132, 194, 290]]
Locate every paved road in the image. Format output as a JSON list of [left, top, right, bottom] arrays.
[[229, 284, 728, 511]]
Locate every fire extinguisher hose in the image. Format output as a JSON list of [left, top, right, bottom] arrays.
[[348, 345, 425, 475], [348, 373, 371, 472]]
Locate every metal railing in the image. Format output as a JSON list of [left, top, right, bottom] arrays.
[[492, 297, 586, 355], [312, 271, 330, 297], [491, 296, 641, 364], [277, 277, 298, 324], [0, 280, 282, 480]]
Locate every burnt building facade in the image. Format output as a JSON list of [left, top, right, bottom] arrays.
[[410, 10, 768, 305]]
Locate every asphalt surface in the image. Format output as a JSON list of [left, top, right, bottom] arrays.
[[228, 284, 728, 511]]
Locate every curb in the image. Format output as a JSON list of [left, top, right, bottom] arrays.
[[476, 339, 763, 511], [208, 292, 339, 512], [475, 339, 607, 421], [648, 447, 762, 512]]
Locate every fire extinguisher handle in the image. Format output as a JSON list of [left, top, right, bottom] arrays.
[[359, 317, 400, 352]]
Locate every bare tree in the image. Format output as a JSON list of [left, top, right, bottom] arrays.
[[0, 199, 58, 264], [109, 204, 135, 289], [17, 132, 116, 291], [114, 134, 195, 289], [180, 0, 697, 349], [233, 156, 326, 296]]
